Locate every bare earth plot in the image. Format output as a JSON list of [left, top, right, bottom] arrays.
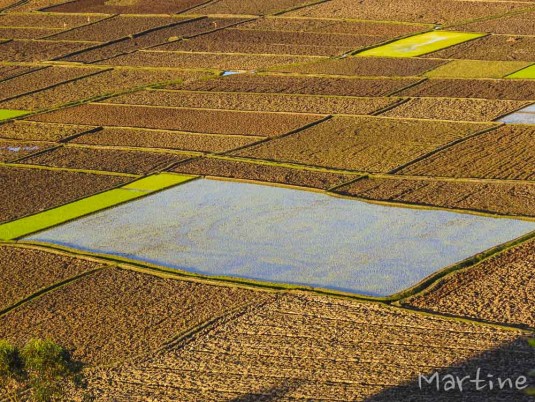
[[74, 294, 535, 401], [404, 238, 535, 329], [0, 121, 97, 142], [451, 10, 535, 35], [233, 116, 492, 172], [0, 139, 53, 162]]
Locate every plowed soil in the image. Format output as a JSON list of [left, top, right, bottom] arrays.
[[20, 146, 189, 174], [0, 39, 94, 62], [0, 69, 201, 111], [424, 60, 530, 78], [0, 65, 37, 82], [0, 65, 98, 102], [44, 0, 208, 14], [233, 117, 492, 172], [398, 124, 535, 180], [31, 104, 325, 137], [71, 127, 264, 153], [48, 15, 183, 42], [98, 50, 318, 70], [173, 74, 420, 97], [0, 121, 96, 141], [108, 89, 398, 115], [239, 18, 429, 36], [336, 177, 535, 217], [0, 267, 261, 365], [398, 78, 535, 100], [285, 0, 528, 25], [158, 29, 384, 56], [172, 157, 357, 189], [61, 17, 247, 63], [0, 27, 60, 39], [425, 35, 535, 62], [275, 56, 445, 77], [190, 0, 314, 15], [0, 12, 107, 29], [0, 245, 106, 311], [75, 293, 535, 401], [381, 98, 528, 121], [0, 166, 129, 222], [405, 238, 535, 328], [0, 140, 52, 162], [452, 10, 535, 36]]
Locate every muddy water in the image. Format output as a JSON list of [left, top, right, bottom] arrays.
[[26, 179, 535, 296]]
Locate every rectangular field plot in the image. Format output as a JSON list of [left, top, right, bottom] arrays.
[[0, 139, 53, 162], [0, 65, 99, 103], [399, 125, 535, 180], [498, 106, 535, 124], [233, 116, 492, 172], [452, 10, 535, 36], [357, 31, 485, 58], [173, 74, 420, 97], [398, 78, 535, 100], [43, 0, 208, 14], [425, 60, 531, 79], [380, 98, 528, 122], [424, 35, 535, 62], [188, 0, 316, 15], [0, 40, 95, 62], [61, 17, 247, 63], [19, 146, 191, 175], [273, 57, 446, 77], [0, 12, 108, 29], [0, 245, 106, 311], [98, 50, 319, 71], [285, 0, 529, 25], [46, 15, 185, 42], [0, 267, 259, 365], [0, 69, 200, 111], [0, 166, 129, 223], [70, 127, 264, 153], [0, 121, 96, 141], [31, 104, 325, 137], [25, 179, 535, 296], [157, 28, 386, 57], [86, 293, 535, 401], [0, 27, 61, 39], [337, 177, 535, 217], [107, 90, 398, 115], [0, 65, 37, 82], [172, 157, 357, 189]]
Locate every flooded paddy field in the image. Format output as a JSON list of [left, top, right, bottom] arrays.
[[26, 179, 535, 297]]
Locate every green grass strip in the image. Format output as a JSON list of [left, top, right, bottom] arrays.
[[357, 31, 485, 58], [506, 64, 535, 79], [0, 173, 196, 240], [0, 109, 29, 121]]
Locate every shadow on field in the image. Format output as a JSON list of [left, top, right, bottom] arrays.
[[365, 337, 535, 402], [229, 379, 303, 402]]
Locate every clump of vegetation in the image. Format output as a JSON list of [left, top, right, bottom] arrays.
[[0, 338, 82, 401]]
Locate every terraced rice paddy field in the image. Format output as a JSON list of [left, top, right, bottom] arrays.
[[0, 0, 534, 400]]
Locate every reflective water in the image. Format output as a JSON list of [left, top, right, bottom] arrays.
[[26, 179, 535, 296]]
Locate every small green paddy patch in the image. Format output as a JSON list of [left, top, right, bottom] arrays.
[[0, 173, 196, 240], [357, 31, 485, 58], [0, 109, 30, 122], [425, 60, 531, 79], [506, 64, 535, 79]]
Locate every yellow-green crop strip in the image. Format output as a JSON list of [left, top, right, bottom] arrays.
[[357, 31, 486, 58], [0, 109, 29, 121], [506, 64, 535, 79], [0, 173, 196, 240]]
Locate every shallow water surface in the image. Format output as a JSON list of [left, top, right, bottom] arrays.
[[26, 179, 535, 296]]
